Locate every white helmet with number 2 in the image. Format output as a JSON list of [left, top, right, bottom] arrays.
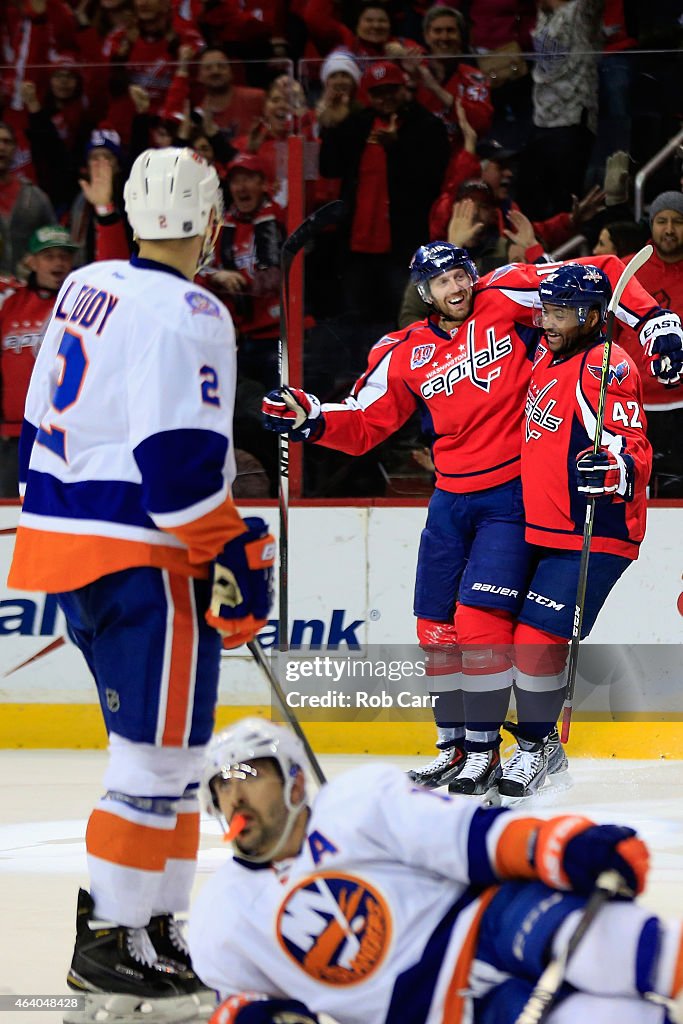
[[124, 147, 223, 241]]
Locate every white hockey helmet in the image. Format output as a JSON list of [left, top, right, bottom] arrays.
[[201, 717, 308, 820], [123, 146, 223, 241]]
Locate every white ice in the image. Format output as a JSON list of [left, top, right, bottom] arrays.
[[1, 751, 682, 1024]]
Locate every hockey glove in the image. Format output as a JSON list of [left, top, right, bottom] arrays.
[[205, 517, 275, 649], [575, 445, 634, 500], [532, 816, 649, 895], [261, 387, 323, 441], [210, 994, 322, 1024], [638, 311, 683, 386]]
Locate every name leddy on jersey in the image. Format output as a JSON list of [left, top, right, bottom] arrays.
[[277, 871, 391, 986]]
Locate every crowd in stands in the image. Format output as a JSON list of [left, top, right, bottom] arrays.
[[0, 0, 682, 497]]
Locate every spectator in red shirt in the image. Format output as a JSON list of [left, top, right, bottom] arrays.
[[0, 223, 77, 495], [386, 5, 494, 152], [3, 0, 79, 103], [319, 60, 449, 341], [205, 153, 285, 385], [162, 47, 265, 151], [232, 74, 316, 209], [0, 121, 55, 276], [615, 191, 683, 496], [101, 0, 203, 142]]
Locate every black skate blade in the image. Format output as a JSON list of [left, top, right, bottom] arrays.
[[496, 771, 575, 809]]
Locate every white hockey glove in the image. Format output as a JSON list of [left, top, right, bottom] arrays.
[[638, 311, 683, 386]]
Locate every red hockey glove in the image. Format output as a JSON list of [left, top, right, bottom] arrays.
[[205, 518, 275, 649], [532, 816, 649, 895], [639, 311, 683, 386], [575, 446, 634, 500], [261, 387, 323, 441]]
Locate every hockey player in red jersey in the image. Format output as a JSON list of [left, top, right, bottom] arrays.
[[501, 263, 652, 798], [187, 718, 683, 1024], [261, 244, 683, 798]]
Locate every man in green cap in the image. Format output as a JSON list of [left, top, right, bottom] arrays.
[[0, 224, 77, 495]]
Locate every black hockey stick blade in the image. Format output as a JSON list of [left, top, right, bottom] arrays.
[[281, 200, 345, 268], [247, 639, 326, 786]]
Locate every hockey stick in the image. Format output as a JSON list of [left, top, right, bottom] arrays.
[[560, 244, 653, 743], [514, 869, 628, 1024], [247, 639, 327, 786], [277, 200, 345, 651]]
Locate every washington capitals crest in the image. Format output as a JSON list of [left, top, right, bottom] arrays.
[[587, 359, 630, 386]]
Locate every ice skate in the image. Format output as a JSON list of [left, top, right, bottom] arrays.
[[147, 913, 217, 1018], [498, 734, 550, 799], [448, 748, 502, 796], [407, 728, 466, 789], [63, 889, 200, 1023], [545, 725, 569, 775]]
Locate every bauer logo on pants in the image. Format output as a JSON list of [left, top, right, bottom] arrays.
[[276, 872, 391, 985]]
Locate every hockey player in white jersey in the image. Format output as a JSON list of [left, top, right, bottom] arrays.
[[7, 149, 275, 1023], [189, 719, 683, 1024]]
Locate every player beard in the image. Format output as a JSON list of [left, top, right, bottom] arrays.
[[232, 801, 289, 857], [433, 290, 473, 326]]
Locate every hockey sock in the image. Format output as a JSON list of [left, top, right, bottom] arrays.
[[462, 659, 512, 751], [512, 685, 567, 743], [86, 792, 178, 926], [152, 785, 201, 915]]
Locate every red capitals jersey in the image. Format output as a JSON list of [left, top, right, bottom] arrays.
[[0, 284, 55, 436], [522, 341, 651, 560], [315, 256, 662, 493]]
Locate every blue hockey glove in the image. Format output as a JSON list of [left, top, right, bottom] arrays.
[[210, 994, 321, 1024], [532, 816, 649, 895], [261, 387, 323, 441], [575, 445, 634, 500], [639, 311, 683, 386], [205, 517, 275, 649]]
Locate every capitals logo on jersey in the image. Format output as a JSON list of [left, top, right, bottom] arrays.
[[420, 320, 513, 398], [410, 343, 436, 369], [525, 378, 563, 441], [587, 359, 630, 386], [276, 872, 391, 986]]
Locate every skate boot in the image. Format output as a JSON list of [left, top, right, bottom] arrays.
[[499, 733, 549, 798], [546, 725, 569, 775], [448, 748, 502, 796], [64, 889, 200, 1023], [148, 914, 217, 1017], [407, 728, 466, 789], [504, 720, 569, 779]]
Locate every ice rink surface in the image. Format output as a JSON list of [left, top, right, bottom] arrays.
[[1, 750, 682, 1024]]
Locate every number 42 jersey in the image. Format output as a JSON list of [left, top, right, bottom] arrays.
[[523, 339, 652, 559]]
